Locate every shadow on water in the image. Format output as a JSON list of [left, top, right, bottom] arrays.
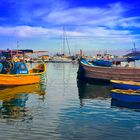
[[77, 79, 112, 106], [0, 83, 46, 121], [77, 79, 140, 112]]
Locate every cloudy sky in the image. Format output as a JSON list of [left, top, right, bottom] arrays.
[[0, 0, 140, 55]]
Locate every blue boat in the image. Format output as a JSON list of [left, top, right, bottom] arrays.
[[92, 59, 112, 67], [111, 89, 140, 102], [111, 80, 140, 90], [127, 56, 140, 62]]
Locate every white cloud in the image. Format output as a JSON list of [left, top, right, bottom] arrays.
[[42, 3, 125, 28], [0, 26, 84, 38], [0, 26, 48, 37], [0, 1, 139, 47], [40, 2, 140, 30]]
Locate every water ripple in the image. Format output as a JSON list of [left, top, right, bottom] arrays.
[[0, 63, 140, 140]]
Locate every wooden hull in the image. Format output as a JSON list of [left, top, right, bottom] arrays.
[[111, 80, 140, 90], [78, 59, 140, 82], [0, 64, 46, 86], [111, 89, 140, 102]]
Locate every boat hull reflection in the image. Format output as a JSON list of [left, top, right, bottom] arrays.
[[0, 83, 46, 119], [77, 80, 111, 106]]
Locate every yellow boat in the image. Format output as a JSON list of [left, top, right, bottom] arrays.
[[0, 63, 46, 86]]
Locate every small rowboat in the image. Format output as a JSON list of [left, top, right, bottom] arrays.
[[111, 80, 140, 90], [0, 63, 46, 86], [111, 89, 140, 102]]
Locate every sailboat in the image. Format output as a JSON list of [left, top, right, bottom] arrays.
[[50, 27, 72, 63]]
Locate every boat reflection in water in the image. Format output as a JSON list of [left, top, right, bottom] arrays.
[[78, 80, 140, 111], [0, 83, 46, 120], [111, 99, 140, 111], [77, 80, 111, 106]]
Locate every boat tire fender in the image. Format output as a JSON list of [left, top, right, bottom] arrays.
[[3, 61, 14, 72]]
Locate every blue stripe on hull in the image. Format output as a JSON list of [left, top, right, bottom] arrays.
[[112, 83, 140, 90], [111, 92, 140, 102], [111, 99, 140, 109]]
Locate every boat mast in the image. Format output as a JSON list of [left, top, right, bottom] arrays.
[[63, 26, 65, 55], [63, 26, 71, 56], [17, 41, 19, 55], [133, 42, 136, 53]]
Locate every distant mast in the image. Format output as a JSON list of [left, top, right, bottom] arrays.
[[17, 41, 19, 55], [133, 42, 136, 53], [63, 26, 65, 55], [62, 26, 71, 56]]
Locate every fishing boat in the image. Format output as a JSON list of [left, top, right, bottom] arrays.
[[0, 62, 46, 86], [111, 80, 140, 90], [111, 89, 140, 102], [50, 27, 72, 63], [50, 55, 72, 63], [77, 58, 140, 82], [127, 56, 140, 62], [0, 50, 46, 86]]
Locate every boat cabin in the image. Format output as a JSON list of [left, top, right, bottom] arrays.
[[0, 49, 32, 74]]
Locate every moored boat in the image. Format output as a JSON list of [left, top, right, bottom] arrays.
[[0, 49, 46, 86], [77, 58, 140, 82], [49, 56, 72, 63], [0, 62, 46, 86], [111, 80, 140, 90], [111, 89, 140, 102]]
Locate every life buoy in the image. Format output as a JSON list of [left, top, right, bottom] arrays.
[[3, 60, 14, 72]]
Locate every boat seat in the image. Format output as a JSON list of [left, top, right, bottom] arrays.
[[30, 68, 43, 73]]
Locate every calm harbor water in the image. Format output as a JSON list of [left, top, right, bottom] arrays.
[[0, 63, 140, 140]]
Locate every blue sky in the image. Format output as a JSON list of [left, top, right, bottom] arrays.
[[0, 0, 140, 55]]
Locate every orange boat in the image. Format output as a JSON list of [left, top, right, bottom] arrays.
[[0, 63, 46, 86], [0, 49, 47, 86]]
